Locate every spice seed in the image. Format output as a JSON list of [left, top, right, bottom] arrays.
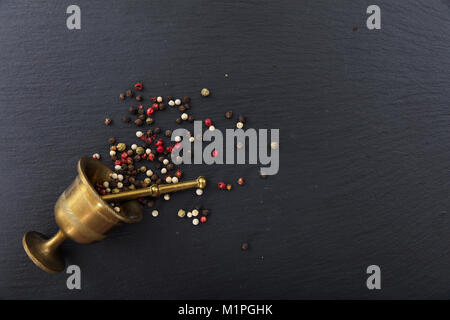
[[201, 88, 210, 97], [225, 110, 233, 119], [151, 210, 159, 217], [241, 242, 249, 250], [237, 177, 245, 185], [192, 218, 199, 225], [178, 209, 186, 218], [104, 118, 112, 126]]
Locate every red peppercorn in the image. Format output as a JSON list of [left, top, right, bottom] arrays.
[[204, 118, 212, 127], [114, 160, 121, 166], [134, 83, 143, 91], [217, 182, 226, 189], [174, 142, 182, 150], [200, 216, 207, 223], [121, 152, 128, 159], [175, 169, 183, 179], [152, 103, 159, 110], [156, 139, 164, 146], [146, 108, 154, 116], [146, 137, 153, 144], [166, 146, 173, 153], [148, 153, 155, 161], [141, 153, 147, 159], [138, 104, 144, 109], [156, 145, 164, 153], [150, 96, 157, 103], [212, 150, 218, 157]]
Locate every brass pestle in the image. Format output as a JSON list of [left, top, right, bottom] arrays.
[[22, 157, 206, 274]]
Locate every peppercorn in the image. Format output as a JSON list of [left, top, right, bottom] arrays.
[[127, 149, 133, 156], [204, 118, 212, 127], [134, 119, 143, 126], [136, 95, 143, 101], [165, 130, 172, 137], [119, 93, 126, 100], [183, 104, 191, 110], [238, 115, 246, 123], [129, 106, 138, 115], [178, 209, 186, 218], [104, 118, 112, 126], [138, 108, 145, 115], [156, 178, 162, 185], [181, 113, 188, 121], [241, 242, 249, 251], [147, 200, 155, 207], [182, 96, 190, 104], [201, 88, 210, 97], [225, 110, 233, 119], [175, 169, 182, 179], [154, 127, 161, 134], [271, 142, 278, 150], [151, 174, 158, 181], [126, 90, 133, 98], [146, 117, 153, 125], [176, 118, 182, 124], [92, 153, 100, 160], [217, 182, 226, 189], [236, 121, 244, 129], [134, 83, 143, 91], [226, 184, 232, 191], [201, 209, 210, 216], [108, 137, 116, 144], [117, 143, 126, 152], [122, 115, 131, 123], [159, 103, 166, 111], [188, 115, 194, 122], [134, 155, 141, 162], [196, 188, 203, 196], [138, 114, 146, 121], [200, 216, 207, 223], [167, 163, 174, 171], [237, 177, 245, 185], [178, 105, 186, 113], [192, 218, 199, 225]]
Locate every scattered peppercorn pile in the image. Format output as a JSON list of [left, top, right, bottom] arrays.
[[94, 82, 257, 232]]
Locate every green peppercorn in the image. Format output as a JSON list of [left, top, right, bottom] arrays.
[[140, 166, 147, 173], [136, 147, 145, 155], [146, 117, 153, 125], [117, 143, 126, 152]]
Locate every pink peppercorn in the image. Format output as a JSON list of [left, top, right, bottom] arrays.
[[204, 118, 212, 127], [134, 83, 143, 91], [218, 182, 226, 189]]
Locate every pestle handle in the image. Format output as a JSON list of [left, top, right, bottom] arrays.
[[101, 176, 206, 202]]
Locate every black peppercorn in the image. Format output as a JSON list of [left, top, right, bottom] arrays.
[[138, 114, 146, 121], [176, 118, 182, 124], [182, 96, 190, 104], [241, 242, 249, 251], [165, 130, 172, 137], [147, 201, 155, 207], [129, 106, 138, 115], [126, 90, 134, 98], [147, 129, 153, 136], [136, 95, 143, 101], [183, 104, 190, 110], [156, 178, 162, 185], [134, 155, 141, 162], [134, 119, 143, 126], [188, 115, 194, 123], [225, 110, 233, 119], [201, 209, 210, 216], [138, 108, 145, 115], [119, 93, 126, 100], [159, 103, 166, 111], [158, 156, 165, 162], [238, 115, 246, 123], [178, 105, 186, 113], [151, 174, 158, 181], [122, 115, 131, 123], [166, 163, 174, 171], [108, 137, 116, 144], [127, 150, 133, 156], [154, 127, 161, 134]]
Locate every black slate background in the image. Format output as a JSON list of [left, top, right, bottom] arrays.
[[1, 0, 450, 299]]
